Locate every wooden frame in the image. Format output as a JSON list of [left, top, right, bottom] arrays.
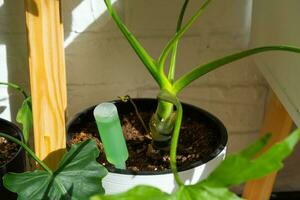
[[243, 92, 293, 200], [24, 0, 67, 170]]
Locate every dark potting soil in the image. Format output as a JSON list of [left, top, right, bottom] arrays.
[[69, 112, 218, 172], [0, 136, 19, 166]]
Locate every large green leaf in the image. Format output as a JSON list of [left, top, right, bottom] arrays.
[[3, 139, 108, 200], [175, 185, 241, 200], [89, 183, 241, 200], [91, 129, 300, 200], [16, 96, 33, 144], [203, 129, 300, 187], [90, 186, 171, 200], [173, 46, 300, 92]]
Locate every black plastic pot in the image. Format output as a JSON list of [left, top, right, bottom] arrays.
[[0, 118, 25, 200], [67, 98, 228, 174]]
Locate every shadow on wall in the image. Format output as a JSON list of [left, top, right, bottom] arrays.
[[62, 0, 141, 116], [0, 0, 122, 120], [0, 0, 30, 121]]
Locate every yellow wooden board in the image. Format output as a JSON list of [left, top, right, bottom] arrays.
[[24, 0, 67, 170]]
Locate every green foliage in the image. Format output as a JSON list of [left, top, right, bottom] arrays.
[[16, 97, 33, 144], [90, 186, 171, 200], [1, 136, 108, 200], [91, 129, 300, 200], [0, 82, 33, 144], [104, 0, 300, 145], [101, 1, 300, 198]]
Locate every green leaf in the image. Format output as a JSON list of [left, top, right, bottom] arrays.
[[16, 96, 33, 144], [90, 129, 300, 200], [174, 45, 300, 93], [203, 129, 300, 187], [239, 133, 272, 159], [90, 186, 172, 200], [0, 82, 28, 99], [175, 185, 242, 200], [168, 0, 190, 82], [90, 183, 241, 200], [3, 139, 108, 200], [103, 0, 165, 87], [159, 0, 212, 68]]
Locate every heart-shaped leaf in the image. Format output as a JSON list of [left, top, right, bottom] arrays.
[[3, 139, 108, 200], [203, 129, 300, 187]]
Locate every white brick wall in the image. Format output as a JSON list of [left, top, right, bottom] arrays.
[[63, 0, 268, 153], [0, 0, 29, 121]]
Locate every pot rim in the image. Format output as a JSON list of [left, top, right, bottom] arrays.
[[67, 98, 228, 176], [0, 118, 24, 169]]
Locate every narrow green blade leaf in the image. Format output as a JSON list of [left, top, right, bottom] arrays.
[[16, 97, 33, 144], [168, 0, 190, 81], [103, 0, 162, 86], [3, 140, 108, 200], [174, 45, 300, 92], [159, 0, 212, 68], [0, 82, 28, 99], [203, 129, 300, 187]]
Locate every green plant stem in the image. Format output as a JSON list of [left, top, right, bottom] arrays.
[[0, 82, 28, 99], [0, 132, 52, 174], [128, 97, 149, 133], [158, 91, 183, 186], [156, 101, 174, 120], [154, 0, 190, 140], [168, 0, 190, 82], [159, 0, 212, 68], [174, 45, 300, 93]]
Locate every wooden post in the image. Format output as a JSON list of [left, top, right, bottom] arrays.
[[243, 92, 293, 200], [24, 0, 67, 169]]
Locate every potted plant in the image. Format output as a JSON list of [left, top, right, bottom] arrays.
[[67, 0, 300, 195], [1, 124, 300, 200], [2, 0, 300, 199], [0, 82, 32, 199]]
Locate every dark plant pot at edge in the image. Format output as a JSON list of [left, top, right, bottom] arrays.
[[0, 118, 25, 199]]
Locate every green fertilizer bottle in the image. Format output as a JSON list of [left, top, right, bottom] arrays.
[[93, 102, 128, 169]]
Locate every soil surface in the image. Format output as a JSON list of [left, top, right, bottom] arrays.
[[0, 136, 19, 166], [69, 111, 218, 173]]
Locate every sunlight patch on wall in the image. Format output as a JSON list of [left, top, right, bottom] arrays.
[[0, 44, 11, 120], [64, 0, 118, 47]]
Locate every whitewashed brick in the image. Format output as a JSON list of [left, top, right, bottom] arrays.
[[179, 98, 265, 134], [126, 0, 252, 36], [62, 0, 125, 34], [67, 84, 139, 117]]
